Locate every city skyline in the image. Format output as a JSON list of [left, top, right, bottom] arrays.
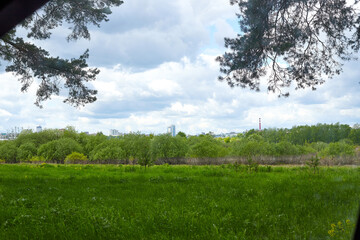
[[1, 121, 358, 138]]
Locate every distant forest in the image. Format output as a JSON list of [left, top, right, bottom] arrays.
[[0, 123, 359, 165]]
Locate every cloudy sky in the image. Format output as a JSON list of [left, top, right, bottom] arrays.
[[1, 0, 360, 135]]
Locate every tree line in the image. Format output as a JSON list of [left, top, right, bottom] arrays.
[[0, 123, 358, 165]]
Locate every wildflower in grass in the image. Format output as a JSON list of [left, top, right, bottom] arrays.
[[337, 221, 344, 231], [328, 219, 355, 238], [328, 229, 335, 237]]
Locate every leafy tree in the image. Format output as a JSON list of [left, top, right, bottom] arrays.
[[1, 0, 123, 107], [176, 131, 187, 138], [77, 132, 90, 150], [17, 142, 37, 162], [231, 138, 273, 156], [274, 141, 300, 156], [0, 141, 18, 163], [132, 134, 152, 168], [38, 137, 83, 163], [121, 133, 153, 164], [218, 0, 360, 96], [260, 128, 286, 143], [151, 134, 188, 161], [349, 127, 360, 145], [246, 132, 264, 142], [189, 135, 228, 158], [245, 129, 257, 138], [62, 126, 78, 140], [84, 132, 107, 156], [89, 138, 126, 163], [319, 141, 355, 158], [308, 141, 328, 152], [15, 129, 62, 147]]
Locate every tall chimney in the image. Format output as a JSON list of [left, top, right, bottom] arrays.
[[259, 118, 261, 131]]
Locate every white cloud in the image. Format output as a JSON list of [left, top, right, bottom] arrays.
[[0, 109, 12, 117], [0, 0, 359, 134], [147, 79, 181, 96]]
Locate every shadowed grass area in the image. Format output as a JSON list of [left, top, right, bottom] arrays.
[[0, 164, 359, 239]]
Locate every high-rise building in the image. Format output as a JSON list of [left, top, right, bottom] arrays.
[[36, 126, 42, 133], [167, 125, 176, 137], [109, 129, 119, 136]]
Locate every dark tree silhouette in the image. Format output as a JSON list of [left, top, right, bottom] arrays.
[[217, 0, 360, 96], [0, 0, 123, 107]]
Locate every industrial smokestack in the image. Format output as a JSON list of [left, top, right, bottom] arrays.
[[259, 118, 261, 131]]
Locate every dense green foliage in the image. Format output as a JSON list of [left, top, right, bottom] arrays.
[[188, 135, 228, 158], [0, 123, 359, 164], [151, 134, 188, 160], [37, 138, 83, 164], [0, 141, 18, 163], [17, 142, 37, 162], [0, 165, 359, 239], [259, 123, 354, 144]]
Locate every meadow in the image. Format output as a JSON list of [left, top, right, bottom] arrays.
[[0, 164, 359, 239]]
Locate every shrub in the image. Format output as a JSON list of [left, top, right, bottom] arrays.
[[65, 152, 88, 164], [29, 156, 45, 163], [306, 155, 320, 174], [319, 142, 355, 158], [246, 156, 259, 173], [274, 141, 300, 156], [230, 139, 273, 156]]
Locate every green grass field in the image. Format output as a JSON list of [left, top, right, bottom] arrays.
[[0, 164, 359, 239]]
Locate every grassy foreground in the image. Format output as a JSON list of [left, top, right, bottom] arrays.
[[0, 164, 359, 239]]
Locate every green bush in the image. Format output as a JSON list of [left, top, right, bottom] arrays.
[[65, 152, 88, 164], [29, 156, 45, 163], [230, 139, 273, 156], [306, 155, 320, 174], [319, 141, 355, 158], [274, 141, 300, 156]]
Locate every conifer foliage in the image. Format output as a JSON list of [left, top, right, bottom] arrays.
[[217, 0, 360, 96], [0, 0, 123, 107]]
